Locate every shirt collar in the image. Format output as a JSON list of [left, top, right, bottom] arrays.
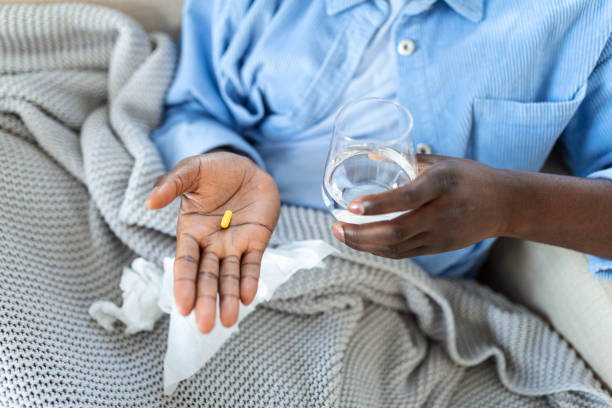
[[325, 0, 370, 16], [444, 0, 484, 22], [325, 0, 484, 22]]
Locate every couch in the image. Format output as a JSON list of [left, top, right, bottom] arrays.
[[4, 0, 611, 391]]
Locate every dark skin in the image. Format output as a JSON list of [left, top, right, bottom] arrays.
[[146, 152, 280, 333], [332, 154, 612, 261], [147, 151, 612, 333]]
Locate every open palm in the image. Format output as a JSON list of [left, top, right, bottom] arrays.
[[146, 152, 280, 333]]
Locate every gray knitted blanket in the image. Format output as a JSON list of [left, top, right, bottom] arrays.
[[0, 4, 610, 407]]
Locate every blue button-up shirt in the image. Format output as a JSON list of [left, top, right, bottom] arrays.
[[153, 0, 612, 279]]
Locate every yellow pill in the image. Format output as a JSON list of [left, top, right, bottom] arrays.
[[220, 210, 232, 229]]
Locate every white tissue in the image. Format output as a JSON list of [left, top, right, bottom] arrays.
[[89, 258, 164, 334], [88, 240, 337, 395]]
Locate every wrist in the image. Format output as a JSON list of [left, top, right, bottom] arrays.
[[493, 168, 533, 238], [206, 147, 255, 165], [208, 147, 257, 165]]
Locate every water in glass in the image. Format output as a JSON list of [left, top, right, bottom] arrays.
[[322, 98, 417, 224]]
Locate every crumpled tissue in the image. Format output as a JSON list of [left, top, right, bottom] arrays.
[[89, 240, 337, 395], [88, 258, 164, 334]]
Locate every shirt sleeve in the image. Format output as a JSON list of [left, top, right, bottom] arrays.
[[152, 0, 265, 171], [560, 34, 612, 279]]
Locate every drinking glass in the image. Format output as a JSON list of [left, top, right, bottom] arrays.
[[322, 97, 417, 224]]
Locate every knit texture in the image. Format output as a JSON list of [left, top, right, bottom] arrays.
[[0, 4, 610, 407]]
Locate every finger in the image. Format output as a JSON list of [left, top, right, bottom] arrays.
[[145, 157, 200, 210], [333, 213, 426, 249], [367, 153, 392, 163], [416, 153, 448, 167], [360, 244, 431, 259], [348, 232, 431, 259], [219, 255, 241, 327], [240, 249, 264, 305], [347, 166, 446, 215], [195, 250, 220, 333], [173, 231, 200, 316], [335, 210, 427, 249]]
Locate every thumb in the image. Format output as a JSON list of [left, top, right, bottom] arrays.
[[416, 153, 448, 174], [145, 158, 200, 210]]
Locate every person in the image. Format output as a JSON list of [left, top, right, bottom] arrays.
[[145, 0, 612, 334]]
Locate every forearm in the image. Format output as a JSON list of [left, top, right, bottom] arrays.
[[500, 169, 612, 259]]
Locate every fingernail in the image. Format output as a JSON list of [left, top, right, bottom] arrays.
[[145, 187, 158, 208], [332, 224, 345, 243], [147, 186, 159, 202], [347, 201, 364, 214]]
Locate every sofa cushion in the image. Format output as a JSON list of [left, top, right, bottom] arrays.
[[482, 238, 612, 390], [0, 0, 183, 38]]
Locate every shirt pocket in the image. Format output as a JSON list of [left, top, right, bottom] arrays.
[[471, 85, 586, 171]]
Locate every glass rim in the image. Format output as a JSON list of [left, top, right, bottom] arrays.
[[333, 97, 414, 145]]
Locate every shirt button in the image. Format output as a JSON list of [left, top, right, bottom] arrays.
[[397, 39, 416, 56], [416, 143, 432, 155]]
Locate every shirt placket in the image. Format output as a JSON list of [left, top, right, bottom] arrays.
[[395, 9, 437, 156]]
